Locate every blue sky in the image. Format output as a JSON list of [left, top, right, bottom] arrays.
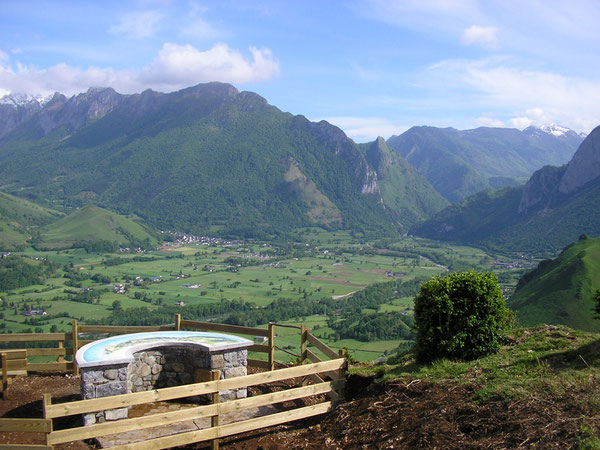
[[1, 0, 599, 141]]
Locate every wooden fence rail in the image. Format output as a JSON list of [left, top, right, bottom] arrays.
[[42, 358, 346, 449], [0, 315, 280, 374], [1, 318, 347, 449]]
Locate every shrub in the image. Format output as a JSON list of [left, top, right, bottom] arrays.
[[414, 271, 511, 363]]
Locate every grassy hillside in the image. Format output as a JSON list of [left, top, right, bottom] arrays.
[[327, 325, 600, 448], [0, 191, 63, 250], [38, 205, 157, 249], [509, 237, 600, 331]]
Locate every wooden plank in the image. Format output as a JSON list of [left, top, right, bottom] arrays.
[[268, 323, 275, 371], [5, 360, 27, 371], [247, 344, 269, 353], [27, 348, 70, 357], [247, 359, 270, 370], [72, 320, 79, 376], [210, 370, 220, 450], [0, 350, 27, 360], [47, 380, 343, 444], [180, 320, 269, 337], [300, 325, 307, 363], [306, 333, 339, 360], [306, 349, 322, 363], [77, 339, 95, 347], [0, 418, 52, 433], [28, 362, 73, 372], [45, 359, 345, 418], [112, 401, 333, 450], [78, 325, 174, 334], [0, 333, 69, 342], [0, 445, 54, 450]]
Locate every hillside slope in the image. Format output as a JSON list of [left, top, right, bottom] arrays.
[[509, 237, 600, 331], [387, 125, 582, 202], [0, 191, 63, 250], [360, 137, 449, 230], [411, 125, 600, 255], [0, 83, 403, 238], [38, 205, 157, 250]]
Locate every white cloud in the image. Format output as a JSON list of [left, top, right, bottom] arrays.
[[0, 50, 8, 61], [320, 116, 408, 142], [429, 58, 600, 133], [0, 43, 279, 97], [109, 10, 164, 39], [139, 43, 279, 89], [461, 25, 499, 49], [475, 116, 505, 127]]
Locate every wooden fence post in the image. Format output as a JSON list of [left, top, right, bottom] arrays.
[[72, 320, 79, 376], [42, 393, 53, 446], [300, 325, 307, 364], [57, 339, 65, 363], [268, 323, 275, 371], [337, 349, 348, 405], [211, 369, 220, 450], [175, 314, 181, 331]]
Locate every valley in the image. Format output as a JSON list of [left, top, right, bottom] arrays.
[[0, 230, 531, 363]]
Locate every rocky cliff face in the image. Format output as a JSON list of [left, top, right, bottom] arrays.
[[518, 165, 566, 213], [558, 126, 600, 195], [0, 94, 46, 139]]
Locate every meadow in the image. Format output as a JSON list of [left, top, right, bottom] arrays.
[[0, 232, 532, 361]]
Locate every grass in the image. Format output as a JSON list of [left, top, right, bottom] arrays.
[[1, 236, 532, 361], [354, 324, 600, 405], [39, 205, 156, 249]]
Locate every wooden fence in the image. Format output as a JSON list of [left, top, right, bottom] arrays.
[[0, 316, 348, 449]]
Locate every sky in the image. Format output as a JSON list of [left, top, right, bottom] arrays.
[[1, 0, 599, 142]]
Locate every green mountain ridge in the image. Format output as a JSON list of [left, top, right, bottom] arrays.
[[360, 137, 449, 229], [387, 126, 582, 203], [0, 191, 63, 250], [411, 126, 600, 255], [509, 236, 600, 331], [0, 83, 412, 238], [37, 205, 158, 250]]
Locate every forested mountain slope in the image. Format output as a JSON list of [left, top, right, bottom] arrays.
[[387, 125, 582, 202], [411, 126, 600, 255]]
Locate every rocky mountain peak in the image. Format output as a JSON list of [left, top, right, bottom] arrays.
[[365, 136, 393, 177], [558, 125, 600, 195]]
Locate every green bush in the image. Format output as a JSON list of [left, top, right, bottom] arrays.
[[414, 270, 511, 363]]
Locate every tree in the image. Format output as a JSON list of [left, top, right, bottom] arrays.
[[112, 300, 123, 311], [414, 271, 512, 363]]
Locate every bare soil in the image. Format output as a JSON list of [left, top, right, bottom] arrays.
[[2, 372, 597, 449]]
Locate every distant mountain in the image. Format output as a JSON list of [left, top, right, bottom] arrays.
[[359, 137, 448, 229], [0, 83, 425, 238], [0, 190, 63, 251], [509, 236, 600, 331], [38, 205, 157, 250], [411, 125, 600, 255], [387, 125, 582, 202]]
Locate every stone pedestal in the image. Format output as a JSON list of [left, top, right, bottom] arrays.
[[79, 345, 248, 425]]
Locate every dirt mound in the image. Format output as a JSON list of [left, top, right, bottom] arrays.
[[2, 373, 598, 449], [219, 376, 598, 449]]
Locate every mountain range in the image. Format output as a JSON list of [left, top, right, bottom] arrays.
[[412, 125, 600, 255], [0, 82, 592, 250], [387, 125, 583, 203]]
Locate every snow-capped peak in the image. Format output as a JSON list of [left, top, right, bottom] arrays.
[[0, 92, 52, 108], [539, 123, 571, 137]]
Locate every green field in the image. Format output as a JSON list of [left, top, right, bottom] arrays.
[[0, 234, 529, 361]]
